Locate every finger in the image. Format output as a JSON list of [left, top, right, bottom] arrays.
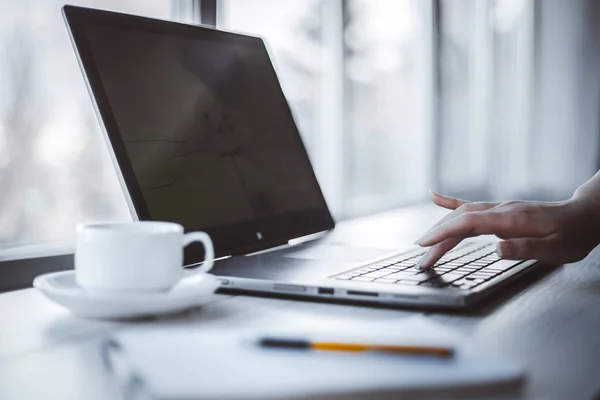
[[429, 201, 499, 232], [414, 237, 464, 269], [496, 237, 557, 262], [415, 202, 498, 245], [417, 210, 550, 247], [430, 191, 470, 210]]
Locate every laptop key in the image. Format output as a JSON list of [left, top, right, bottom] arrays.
[[434, 269, 453, 274], [491, 260, 521, 270], [374, 278, 398, 283], [453, 278, 475, 285], [395, 280, 420, 286], [382, 266, 404, 271], [454, 267, 479, 273], [350, 276, 375, 282], [468, 274, 494, 280], [395, 261, 417, 267], [471, 270, 497, 277], [464, 277, 485, 284], [454, 264, 478, 270], [444, 261, 466, 267], [468, 270, 494, 276], [385, 271, 417, 280], [480, 267, 502, 274], [441, 273, 465, 281], [356, 267, 379, 274], [402, 274, 435, 282], [469, 261, 489, 267], [420, 280, 449, 288], [362, 270, 394, 279]]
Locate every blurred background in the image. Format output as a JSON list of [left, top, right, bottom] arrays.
[[1, 0, 600, 250]]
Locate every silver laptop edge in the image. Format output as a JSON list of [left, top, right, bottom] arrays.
[[217, 249, 540, 309]]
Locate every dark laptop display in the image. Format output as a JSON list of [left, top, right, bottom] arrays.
[[63, 6, 333, 263]]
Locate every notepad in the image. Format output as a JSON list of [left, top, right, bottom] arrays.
[[102, 317, 525, 399]]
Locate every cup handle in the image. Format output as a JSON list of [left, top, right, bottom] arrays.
[[183, 231, 215, 273]]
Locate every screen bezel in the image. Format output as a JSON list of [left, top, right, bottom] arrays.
[[62, 5, 335, 262]]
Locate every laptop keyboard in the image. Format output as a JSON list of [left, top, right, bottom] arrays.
[[333, 242, 523, 290]]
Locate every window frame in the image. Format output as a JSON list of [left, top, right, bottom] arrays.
[[0, 250, 73, 293]]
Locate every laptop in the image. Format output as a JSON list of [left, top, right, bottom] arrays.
[[63, 5, 541, 309]]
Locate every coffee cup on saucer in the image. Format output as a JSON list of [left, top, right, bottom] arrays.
[[75, 221, 214, 294]]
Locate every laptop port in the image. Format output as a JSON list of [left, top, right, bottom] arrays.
[[273, 284, 306, 293], [346, 290, 378, 297], [318, 287, 334, 295]]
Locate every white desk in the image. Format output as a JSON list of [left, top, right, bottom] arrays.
[[1, 204, 600, 400]]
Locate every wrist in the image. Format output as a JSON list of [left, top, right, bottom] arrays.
[[573, 180, 600, 209], [569, 189, 600, 241]]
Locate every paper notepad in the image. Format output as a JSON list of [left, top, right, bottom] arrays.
[[102, 317, 525, 399]]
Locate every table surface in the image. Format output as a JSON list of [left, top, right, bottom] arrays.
[[1, 204, 600, 400]]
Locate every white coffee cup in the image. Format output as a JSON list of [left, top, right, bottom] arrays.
[[75, 221, 214, 293]]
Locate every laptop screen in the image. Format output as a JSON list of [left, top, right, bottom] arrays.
[[64, 6, 333, 260]]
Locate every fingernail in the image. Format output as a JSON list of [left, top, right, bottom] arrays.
[[496, 242, 512, 258], [415, 232, 433, 246], [495, 244, 503, 258], [429, 189, 434, 198], [414, 257, 425, 269]]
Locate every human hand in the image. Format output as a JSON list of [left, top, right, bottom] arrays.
[[414, 191, 600, 269]]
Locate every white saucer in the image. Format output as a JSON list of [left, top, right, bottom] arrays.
[[33, 271, 219, 320]]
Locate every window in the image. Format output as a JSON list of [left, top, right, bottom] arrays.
[[344, 0, 434, 216], [436, 0, 534, 198], [0, 1, 188, 251], [0, 1, 192, 291]]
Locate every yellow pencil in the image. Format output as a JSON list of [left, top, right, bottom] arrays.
[[259, 337, 454, 358]]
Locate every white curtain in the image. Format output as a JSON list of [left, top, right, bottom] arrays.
[[526, 0, 600, 200], [490, 0, 600, 201]]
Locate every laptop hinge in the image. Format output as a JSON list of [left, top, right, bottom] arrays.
[[288, 230, 329, 246], [232, 230, 330, 257], [244, 243, 297, 257], [241, 230, 329, 257]]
